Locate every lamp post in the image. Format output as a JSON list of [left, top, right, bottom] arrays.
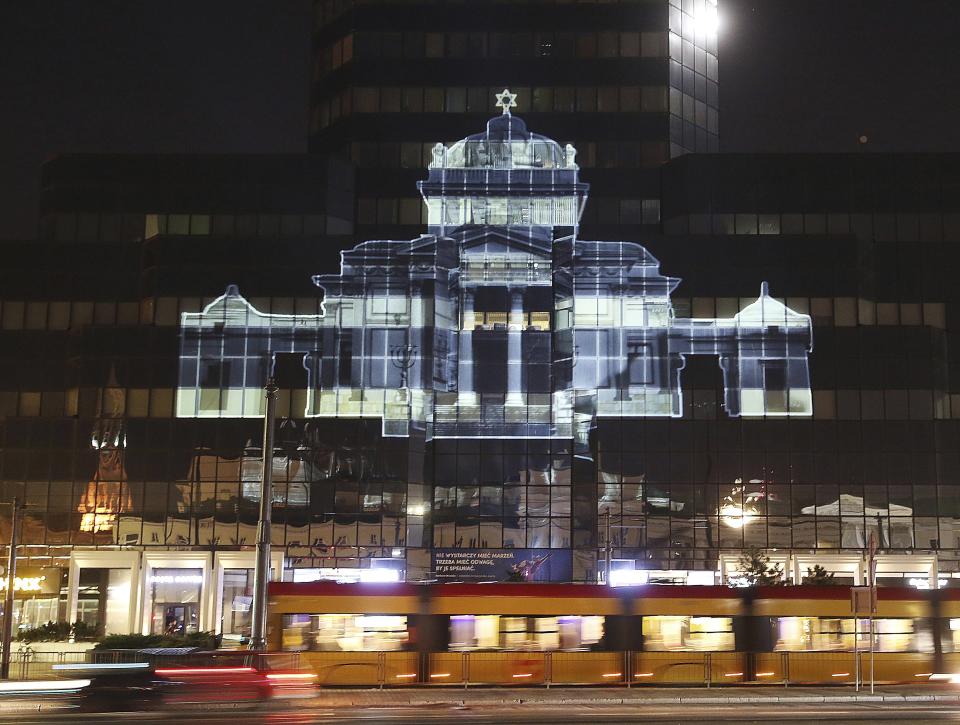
[[249, 379, 278, 651], [1, 498, 22, 679]]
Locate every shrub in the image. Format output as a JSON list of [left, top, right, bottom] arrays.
[[71, 620, 98, 641], [803, 565, 837, 585], [729, 547, 784, 587], [17, 620, 71, 643], [93, 631, 219, 651]]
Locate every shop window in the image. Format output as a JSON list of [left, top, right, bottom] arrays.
[[77, 568, 132, 636], [221, 568, 253, 639], [148, 568, 202, 636]]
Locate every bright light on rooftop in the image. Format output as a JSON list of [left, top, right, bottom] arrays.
[[693, 5, 720, 36]]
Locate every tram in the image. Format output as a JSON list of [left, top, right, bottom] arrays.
[[267, 582, 960, 686]]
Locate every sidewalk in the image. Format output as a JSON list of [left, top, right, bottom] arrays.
[[302, 685, 960, 707]]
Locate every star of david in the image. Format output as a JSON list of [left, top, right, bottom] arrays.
[[494, 88, 517, 115]]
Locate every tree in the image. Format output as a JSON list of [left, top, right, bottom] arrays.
[[803, 564, 836, 585], [730, 547, 783, 587]]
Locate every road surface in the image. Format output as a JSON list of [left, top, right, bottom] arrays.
[[3, 701, 960, 724]]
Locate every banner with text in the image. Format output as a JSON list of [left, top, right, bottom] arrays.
[[432, 549, 572, 582]]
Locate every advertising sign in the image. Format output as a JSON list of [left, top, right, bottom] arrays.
[[0, 567, 61, 596], [432, 549, 572, 582]]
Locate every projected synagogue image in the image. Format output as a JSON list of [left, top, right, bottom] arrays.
[[177, 96, 812, 443]]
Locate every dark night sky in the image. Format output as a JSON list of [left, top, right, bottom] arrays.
[[1, 0, 959, 240]]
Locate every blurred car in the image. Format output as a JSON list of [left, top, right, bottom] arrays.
[[49, 657, 317, 712]]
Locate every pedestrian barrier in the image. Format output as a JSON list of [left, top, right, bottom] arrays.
[[296, 650, 952, 688], [0, 648, 300, 680], [0, 647, 946, 687]]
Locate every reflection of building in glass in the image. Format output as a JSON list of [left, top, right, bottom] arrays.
[[78, 371, 132, 536], [178, 107, 813, 447]]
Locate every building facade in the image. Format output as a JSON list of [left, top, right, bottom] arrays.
[[0, 0, 959, 640], [310, 0, 719, 240], [177, 108, 812, 588]]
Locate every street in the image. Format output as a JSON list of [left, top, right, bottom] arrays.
[[3, 701, 960, 724]]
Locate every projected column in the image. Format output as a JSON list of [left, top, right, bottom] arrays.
[[506, 288, 524, 406], [458, 288, 477, 406]]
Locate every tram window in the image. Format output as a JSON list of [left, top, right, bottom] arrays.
[[281, 613, 408, 651], [641, 616, 734, 651], [773, 617, 920, 652], [944, 619, 960, 653], [449, 615, 603, 651]]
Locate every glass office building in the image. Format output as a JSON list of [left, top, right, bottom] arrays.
[[310, 0, 719, 241], [177, 106, 812, 586], [2, 1, 960, 637]]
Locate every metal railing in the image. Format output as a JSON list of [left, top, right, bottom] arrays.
[[297, 650, 947, 689], [0, 648, 301, 680], [0, 648, 945, 687]]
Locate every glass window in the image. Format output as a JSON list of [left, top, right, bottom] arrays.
[[168, 214, 189, 235], [597, 87, 618, 112], [620, 87, 640, 112], [354, 87, 379, 113], [401, 87, 423, 113], [449, 615, 603, 652], [220, 568, 253, 639], [148, 568, 202, 636], [281, 614, 408, 651], [642, 616, 734, 651], [620, 32, 640, 57], [424, 87, 444, 112], [190, 214, 210, 235], [532, 87, 554, 113], [576, 87, 597, 112], [445, 87, 466, 113], [425, 32, 444, 57], [576, 33, 597, 58], [774, 617, 918, 652]]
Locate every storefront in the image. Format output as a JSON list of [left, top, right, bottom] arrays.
[[66, 549, 282, 637], [2, 567, 64, 634]]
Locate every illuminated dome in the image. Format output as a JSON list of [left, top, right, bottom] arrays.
[[417, 89, 588, 237], [433, 113, 576, 171]]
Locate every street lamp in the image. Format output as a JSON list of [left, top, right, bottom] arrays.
[[1, 498, 23, 678], [249, 379, 278, 651]]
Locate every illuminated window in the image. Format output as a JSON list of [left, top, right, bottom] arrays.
[[642, 616, 734, 651], [281, 614, 408, 652]]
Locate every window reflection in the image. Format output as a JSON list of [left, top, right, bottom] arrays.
[[449, 615, 603, 651], [642, 616, 734, 651], [774, 617, 921, 652], [281, 613, 408, 651]]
